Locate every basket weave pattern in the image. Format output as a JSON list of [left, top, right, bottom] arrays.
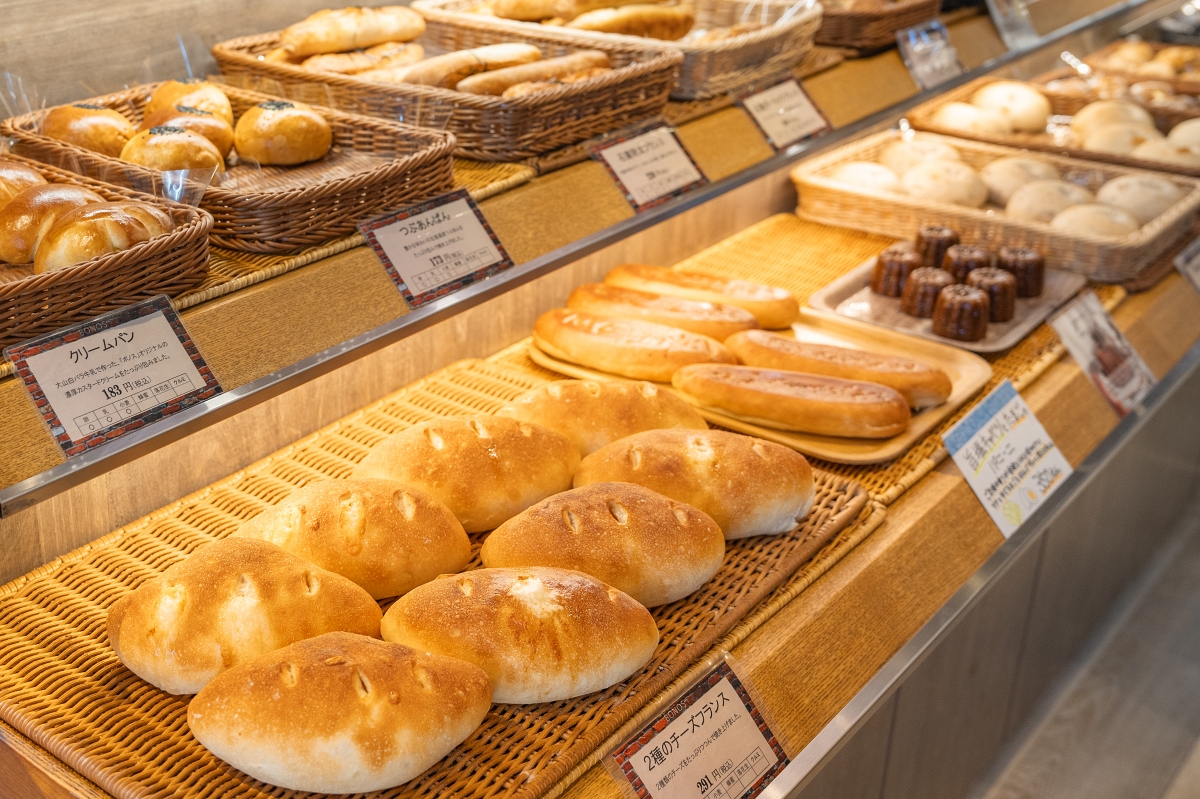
[[816, 0, 942, 51], [1085, 39, 1200, 96]]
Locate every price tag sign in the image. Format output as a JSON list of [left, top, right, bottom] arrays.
[[896, 20, 965, 90], [944, 380, 1072, 538], [4, 296, 221, 458], [592, 123, 708, 212], [607, 656, 788, 799], [1049, 290, 1156, 417], [359, 188, 513, 308], [1174, 233, 1200, 294], [737, 79, 831, 151]]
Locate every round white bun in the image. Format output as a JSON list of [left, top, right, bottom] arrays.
[[1168, 118, 1200, 149], [1071, 100, 1156, 139], [980, 157, 1059, 206], [970, 81, 1052, 132], [1006, 179, 1095, 223], [1051, 203, 1141, 237], [1096, 174, 1183, 225], [878, 136, 961, 177], [1132, 139, 1200, 166], [901, 159, 988, 208], [930, 102, 1014, 137], [829, 161, 902, 193], [1083, 122, 1164, 155]]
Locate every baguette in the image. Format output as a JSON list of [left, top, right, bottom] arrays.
[[501, 67, 611, 98], [402, 43, 543, 88], [301, 41, 423, 74], [554, 0, 659, 19], [456, 50, 609, 95], [567, 282, 758, 340], [281, 6, 425, 57], [565, 4, 695, 40], [495, 0, 561, 20], [604, 263, 799, 328]]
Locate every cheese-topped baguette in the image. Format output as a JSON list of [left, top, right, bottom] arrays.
[[604, 264, 799, 328], [534, 308, 736, 382], [402, 43, 543, 89], [565, 4, 695, 39], [456, 51, 610, 94], [281, 6, 425, 56], [673, 363, 911, 438], [567, 282, 759, 340], [725, 329, 953, 410]]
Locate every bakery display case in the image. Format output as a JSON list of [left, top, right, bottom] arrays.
[[1, 1, 1200, 798]]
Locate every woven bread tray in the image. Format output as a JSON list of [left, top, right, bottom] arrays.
[[0, 154, 211, 351], [790, 129, 1200, 282], [2, 82, 455, 253], [906, 75, 1200, 179], [1030, 66, 1200, 126], [412, 0, 823, 100], [213, 27, 680, 162], [1084, 39, 1200, 95], [816, 0, 942, 52], [0, 354, 868, 799]]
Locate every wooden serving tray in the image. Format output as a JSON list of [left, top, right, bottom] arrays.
[[529, 310, 992, 465]]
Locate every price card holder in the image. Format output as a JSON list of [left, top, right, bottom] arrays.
[[592, 121, 708, 212], [359, 188, 514, 309], [944, 379, 1073, 538], [606, 652, 789, 799], [896, 20, 965, 90], [4, 295, 222, 458], [736, 79, 832, 151], [984, 0, 1039, 49], [1174, 233, 1200, 294], [1049, 289, 1156, 417]]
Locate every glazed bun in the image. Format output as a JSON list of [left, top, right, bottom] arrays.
[[878, 136, 961, 176], [970, 81, 1051, 132], [1131, 139, 1200, 166], [139, 105, 234, 156], [1050, 203, 1141, 237], [1082, 122, 1163, 154], [0, 183, 103, 264], [42, 103, 135, 157], [828, 161, 902, 193], [34, 201, 174, 273], [901, 159, 988, 208], [930, 101, 1013, 137], [1006, 179, 1094, 223], [145, 79, 234, 126], [1071, 100, 1155, 139], [0, 160, 47, 209], [120, 126, 226, 172], [1168, 117, 1200, 149], [234, 100, 333, 166], [980, 157, 1059, 206], [1095, 175, 1183, 224]]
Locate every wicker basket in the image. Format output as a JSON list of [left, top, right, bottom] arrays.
[[1032, 66, 1200, 127], [213, 29, 680, 162], [1084, 39, 1200, 95], [2, 83, 455, 253], [412, 0, 822, 100], [816, 0, 942, 51], [0, 155, 210, 350], [790, 129, 1200, 282]]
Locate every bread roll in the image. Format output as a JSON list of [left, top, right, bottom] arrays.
[[565, 4, 695, 39], [828, 161, 902, 193], [402, 44, 543, 89], [42, 103, 135, 157], [554, 0, 658, 19], [980, 157, 1058, 206], [970, 81, 1051, 132], [34, 201, 174, 273], [281, 6, 426, 56], [496, 379, 707, 456], [1082, 121, 1163, 154], [234, 101, 332, 165], [604, 264, 799, 328], [145, 80, 234, 126], [139, 106, 234, 157], [456, 51, 610, 95], [901, 159, 988, 208], [234, 478, 471, 599], [0, 160, 46, 209], [495, 0, 560, 20], [188, 633, 491, 793], [0, 184, 103, 264], [302, 41, 423, 74], [482, 482, 723, 606], [1070, 100, 1154, 139], [354, 416, 579, 533], [878, 136, 961, 177], [120, 126, 226, 173], [357, 64, 417, 84], [1168, 117, 1200, 148], [264, 46, 305, 65], [566, 282, 758, 340], [1095, 174, 1182, 225], [1050, 203, 1140, 237], [930, 101, 1013, 137], [106, 537, 382, 695], [500, 67, 612, 97], [534, 308, 735, 382], [725, 329, 952, 410], [381, 567, 659, 703], [574, 428, 814, 539], [1006, 179, 1094, 224], [1131, 139, 1200, 166]]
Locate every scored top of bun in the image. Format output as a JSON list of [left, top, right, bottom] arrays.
[[145, 80, 234, 125], [603, 264, 799, 328]]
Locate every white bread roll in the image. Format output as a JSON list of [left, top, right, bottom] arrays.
[[1006, 179, 1094, 223], [481, 482, 725, 606], [1082, 121, 1163, 154], [354, 416, 579, 533], [930, 101, 1013, 137], [1168, 117, 1200, 148], [381, 567, 659, 703], [566, 282, 759, 340], [1095, 175, 1183, 224], [901, 160, 988, 208], [827, 161, 902, 193], [534, 308, 736, 383], [970, 81, 1052, 132], [724, 329, 952, 410], [877, 136, 961, 177], [603, 264, 799, 328], [574, 429, 815, 539], [234, 478, 470, 599], [188, 633, 490, 793], [106, 538, 382, 695], [496, 379, 707, 456], [1131, 139, 1200, 166], [1050, 203, 1140, 237], [980, 157, 1059, 206], [1071, 100, 1155, 139]]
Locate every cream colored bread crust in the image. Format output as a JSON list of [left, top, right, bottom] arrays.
[[566, 282, 759, 340], [481, 482, 724, 606], [574, 429, 815, 539], [603, 264, 799, 328], [234, 478, 471, 599], [107, 538, 381, 695], [188, 632, 490, 793], [381, 567, 658, 703]]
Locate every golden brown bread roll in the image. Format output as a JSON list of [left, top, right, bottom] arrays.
[[496, 378, 707, 456], [725, 329, 953, 410], [281, 6, 426, 57], [381, 567, 659, 703], [481, 482, 725, 606], [234, 478, 471, 600], [567, 282, 759, 340], [455, 50, 609, 95], [234, 100, 333, 166], [495, 0, 560, 20], [263, 46, 305, 64], [565, 4, 695, 39], [672, 363, 911, 438], [0, 160, 47, 209], [106, 537, 382, 695], [574, 429, 815, 539], [554, 0, 659, 19], [357, 64, 417, 83], [0, 183, 103, 265], [41, 103, 135, 158], [188, 633, 492, 793], [605, 264, 799, 328], [145, 80, 234, 126], [301, 41, 424, 74], [496, 66, 613, 97], [401, 43, 543, 89], [534, 308, 736, 383], [354, 416, 580, 533], [33, 201, 175, 273], [139, 106, 234, 157], [120, 126, 227, 173]]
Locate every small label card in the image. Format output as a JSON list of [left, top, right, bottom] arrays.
[[1174, 233, 1200, 294], [944, 380, 1073, 538], [607, 656, 788, 799], [4, 296, 221, 458], [737, 79, 832, 151], [592, 123, 708, 212], [896, 20, 965, 90], [359, 188, 513, 308], [1049, 290, 1156, 417]]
